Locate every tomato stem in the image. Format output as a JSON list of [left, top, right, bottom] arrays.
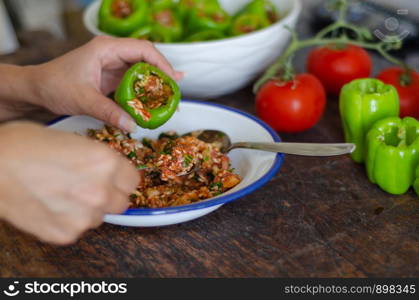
[[253, 0, 408, 93], [399, 69, 413, 87], [280, 55, 295, 82]]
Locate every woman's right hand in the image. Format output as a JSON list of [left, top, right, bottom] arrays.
[[0, 122, 139, 245]]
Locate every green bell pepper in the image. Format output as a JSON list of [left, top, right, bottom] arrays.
[[115, 63, 181, 129], [237, 0, 277, 18], [130, 1, 182, 43], [150, 0, 174, 11], [177, 0, 206, 21], [187, 0, 231, 34], [98, 0, 149, 37], [365, 117, 419, 195], [130, 25, 172, 43], [238, 1, 276, 21], [230, 0, 278, 36], [230, 14, 268, 36], [151, 7, 183, 42], [184, 29, 225, 42], [339, 78, 400, 163], [129, 25, 153, 40]]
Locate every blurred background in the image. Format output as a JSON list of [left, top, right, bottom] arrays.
[[0, 0, 418, 104], [1, 0, 418, 63], [2, 0, 419, 39]]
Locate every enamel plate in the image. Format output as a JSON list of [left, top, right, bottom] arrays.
[[49, 100, 284, 227]]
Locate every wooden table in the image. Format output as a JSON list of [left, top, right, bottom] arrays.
[[0, 12, 418, 278]]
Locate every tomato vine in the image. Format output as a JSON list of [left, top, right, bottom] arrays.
[[253, 0, 409, 93]]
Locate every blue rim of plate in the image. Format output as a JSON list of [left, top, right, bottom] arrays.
[[48, 99, 284, 216]]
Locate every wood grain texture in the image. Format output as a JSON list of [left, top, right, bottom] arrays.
[[0, 83, 417, 278], [0, 5, 418, 278]]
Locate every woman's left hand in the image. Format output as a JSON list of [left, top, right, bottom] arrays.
[[26, 36, 182, 132]]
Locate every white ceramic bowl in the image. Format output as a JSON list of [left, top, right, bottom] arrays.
[[49, 100, 284, 227], [83, 0, 302, 98]]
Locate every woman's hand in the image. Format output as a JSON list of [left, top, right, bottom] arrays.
[[25, 36, 182, 132], [0, 122, 139, 245]]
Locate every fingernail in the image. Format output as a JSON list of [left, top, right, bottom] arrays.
[[119, 115, 137, 133]]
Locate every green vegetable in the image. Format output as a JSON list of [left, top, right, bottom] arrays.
[[129, 25, 153, 39], [365, 117, 419, 195], [98, 0, 280, 43], [115, 63, 181, 129], [131, 24, 179, 43], [127, 151, 137, 159], [98, 0, 149, 36], [230, 14, 268, 36], [186, 0, 231, 35], [184, 29, 225, 42], [130, 1, 182, 42], [150, 0, 173, 11], [183, 154, 193, 167], [210, 181, 223, 190], [339, 78, 400, 163], [150, 0, 183, 42], [237, 0, 277, 20], [230, 0, 278, 36], [177, 0, 206, 21]]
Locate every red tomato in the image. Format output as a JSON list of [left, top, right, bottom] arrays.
[[376, 67, 419, 118], [307, 44, 372, 95], [256, 74, 326, 132]]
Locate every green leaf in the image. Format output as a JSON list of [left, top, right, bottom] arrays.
[[183, 154, 193, 167], [127, 151, 137, 159], [210, 181, 223, 190]]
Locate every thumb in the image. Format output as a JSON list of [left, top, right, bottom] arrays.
[[82, 91, 137, 132]]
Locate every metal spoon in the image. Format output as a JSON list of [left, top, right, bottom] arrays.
[[185, 130, 355, 156]]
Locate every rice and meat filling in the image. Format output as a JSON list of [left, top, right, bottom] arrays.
[[88, 125, 241, 208], [127, 72, 172, 122], [111, 0, 132, 19]]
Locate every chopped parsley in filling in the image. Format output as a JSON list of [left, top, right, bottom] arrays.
[[88, 126, 241, 208]]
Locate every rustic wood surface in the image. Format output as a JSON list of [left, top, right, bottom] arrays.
[[0, 3, 418, 278]]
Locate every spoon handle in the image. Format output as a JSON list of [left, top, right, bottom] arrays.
[[230, 142, 356, 156]]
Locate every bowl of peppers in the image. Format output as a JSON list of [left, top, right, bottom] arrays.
[[83, 0, 302, 98]]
